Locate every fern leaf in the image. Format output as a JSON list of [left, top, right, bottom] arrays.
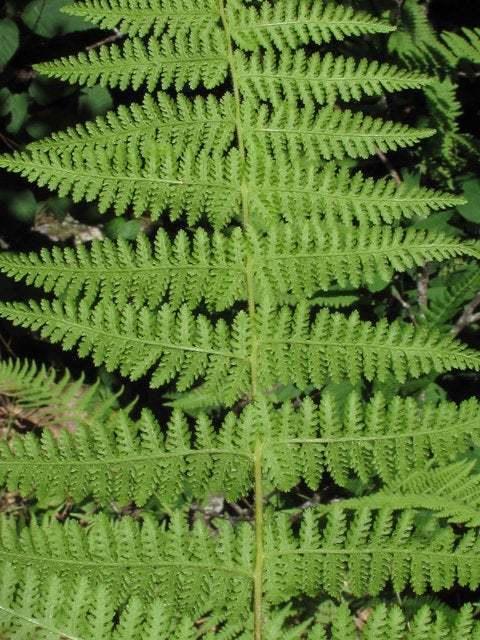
[[246, 104, 435, 161], [0, 299, 252, 404], [254, 392, 480, 490], [0, 358, 119, 429], [229, 0, 395, 51], [257, 304, 480, 388], [0, 565, 206, 639], [0, 147, 240, 226], [318, 461, 480, 527], [425, 266, 480, 328], [441, 28, 480, 65], [266, 507, 480, 601], [0, 299, 478, 402], [237, 50, 431, 105], [0, 224, 474, 311], [65, 0, 219, 38], [2, 391, 480, 506], [27, 92, 237, 159], [0, 514, 253, 618], [0, 146, 459, 226], [0, 407, 252, 505], [388, 0, 451, 69], [34, 31, 229, 91]]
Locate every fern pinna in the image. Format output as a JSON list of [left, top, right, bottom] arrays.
[[0, 1, 480, 638]]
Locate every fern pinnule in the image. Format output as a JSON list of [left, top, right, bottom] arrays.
[[246, 104, 435, 161], [0, 513, 253, 618], [228, 0, 395, 51], [35, 31, 229, 92], [441, 28, 480, 65], [425, 265, 480, 328], [26, 93, 237, 159], [236, 50, 431, 105], [266, 507, 480, 600], [64, 0, 219, 38], [318, 460, 480, 527], [0, 358, 119, 430]]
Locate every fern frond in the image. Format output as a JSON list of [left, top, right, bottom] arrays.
[[266, 507, 480, 601], [27, 93, 237, 159], [441, 28, 480, 65], [64, 0, 219, 38], [305, 602, 480, 640], [0, 147, 240, 226], [228, 0, 395, 51], [0, 513, 253, 618], [0, 358, 119, 429], [425, 266, 480, 328], [1, 225, 474, 311], [320, 461, 480, 527], [2, 392, 480, 506], [34, 31, 229, 92], [350, 603, 479, 640], [0, 565, 218, 639], [0, 145, 458, 226], [388, 0, 450, 69], [1, 300, 478, 400], [237, 50, 430, 105], [246, 104, 435, 161], [254, 391, 480, 490]]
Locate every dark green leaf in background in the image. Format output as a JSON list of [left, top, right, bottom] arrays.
[[457, 177, 480, 223], [22, 0, 90, 37], [0, 18, 19, 67]]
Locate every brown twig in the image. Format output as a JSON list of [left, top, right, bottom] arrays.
[[0, 131, 20, 151], [417, 266, 430, 312], [392, 285, 417, 325], [0, 333, 15, 358], [86, 29, 124, 50], [452, 291, 480, 337], [376, 148, 402, 185]]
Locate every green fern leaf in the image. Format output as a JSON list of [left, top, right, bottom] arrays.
[[0, 224, 475, 311], [34, 31, 229, 91], [441, 28, 480, 65], [27, 92, 237, 159], [0, 146, 458, 225], [0, 358, 119, 429], [266, 507, 480, 601], [245, 104, 435, 161], [228, 0, 395, 51], [236, 50, 431, 105], [64, 0, 219, 38], [425, 265, 480, 328], [0, 514, 253, 618], [0, 565, 202, 639], [318, 460, 480, 527], [1, 300, 478, 401]]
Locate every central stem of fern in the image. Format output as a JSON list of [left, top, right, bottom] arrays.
[[218, 1, 263, 637]]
